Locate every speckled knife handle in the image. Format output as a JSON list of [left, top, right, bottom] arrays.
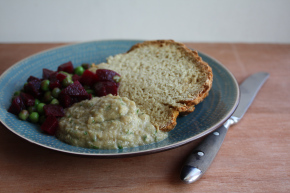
[[180, 72, 270, 184], [180, 124, 228, 184]]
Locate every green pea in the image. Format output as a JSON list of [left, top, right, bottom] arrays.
[[18, 110, 29, 121], [27, 106, 37, 114], [81, 63, 90, 70], [74, 66, 85, 76], [14, 91, 21, 96], [29, 112, 39, 123], [41, 80, 50, 91], [62, 76, 73, 87], [50, 98, 59, 105], [37, 103, 46, 114], [52, 87, 61, 98], [43, 91, 53, 103], [34, 99, 40, 107]]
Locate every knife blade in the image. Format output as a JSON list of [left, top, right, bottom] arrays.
[[180, 72, 269, 184]]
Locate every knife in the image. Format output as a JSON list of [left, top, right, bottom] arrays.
[[180, 72, 269, 184]]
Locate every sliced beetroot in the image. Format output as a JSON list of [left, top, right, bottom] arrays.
[[72, 74, 80, 82], [94, 81, 118, 97], [58, 81, 90, 107], [94, 83, 106, 97], [95, 69, 121, 83], [44, 104, 65, 117], [102, 82, 118, 96], [8, 96, 26, 115], [20, 92, 35, 107], [56, 72, 67, 82], [24, 79, 42, 98], [61, 81, 89, 98], [49, 80, 61, 90], [70, 96, 81, 104], [41, 116, 59, 135], [57, 61, 74, 74], [27, 76, 41, 82], [66, 95, 89, 106], [79, 70, 97, 86], [48, 71, 58, 81], [43, 69, 55, 80], [73, 95, 89, 102], [58, 93, 85, 108], [58, 93, 72, 108]]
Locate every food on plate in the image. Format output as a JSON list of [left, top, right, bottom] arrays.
[[7, 39, 213, 150], [8, 62, 121, 136], [89, 40, 213, 131], [56, 94, 168, 149]]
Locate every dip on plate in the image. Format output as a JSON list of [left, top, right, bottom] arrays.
[[56, 94, 168, 149]]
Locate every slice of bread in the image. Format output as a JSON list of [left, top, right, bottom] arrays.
[[90, 40, 213, 131]]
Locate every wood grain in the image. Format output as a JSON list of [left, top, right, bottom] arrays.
[[0, 43, 289, 193]]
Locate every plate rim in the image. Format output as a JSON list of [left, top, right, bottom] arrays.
[[0, 40, 240, 157]]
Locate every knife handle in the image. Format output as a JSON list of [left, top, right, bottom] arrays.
[[180, 125, 228, 184]]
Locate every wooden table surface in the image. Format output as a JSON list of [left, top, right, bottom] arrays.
[[0, 43, 289, 193]]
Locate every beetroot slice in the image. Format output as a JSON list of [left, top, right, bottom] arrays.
[[27, 76, 41, 82], [8, 96, 26, 115], [66, 95, 88, 107], [72, 74, 80, 82], [24, 79, 42, 98], [70, 96, 81, 104], [94, 81, 118, 97], [58, 94, 86, 108], [59, 81, 90, 107], [43, 69, 55, 80], [44, 104, 65, 117], [57, 61, 74, 74], [49, 71, 58, 81], [41, 116, 59, 135], [58, 93, 72, 108], [94, 83, 106, 96], [56, 72, 67, 82], [95, 69, 121, 83], [20, 92, 35, 107], [79, 70, 97, 86], [61, 81, 89, 98], [49, 80, 61, 90]]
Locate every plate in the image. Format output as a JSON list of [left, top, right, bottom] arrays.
[[0, 40, 239, 157]]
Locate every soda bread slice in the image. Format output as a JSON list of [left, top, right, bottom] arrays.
[[90, 40, 213, 131]]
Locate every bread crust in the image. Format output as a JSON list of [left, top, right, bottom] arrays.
[[129, 40, 213, 116], [93, 40, 213, 132], [155, 109, 179, 132]]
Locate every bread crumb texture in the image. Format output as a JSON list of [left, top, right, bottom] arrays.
[[90, 40, 213, 131]]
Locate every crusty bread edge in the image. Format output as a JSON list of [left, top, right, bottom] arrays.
[[128, 40, 213, 118], [154, 109, 179, 132], [128, 40, 213, 106], [102, 40, 213, 132]]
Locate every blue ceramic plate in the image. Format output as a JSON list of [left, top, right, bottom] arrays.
[[0, 40, 239, 157]]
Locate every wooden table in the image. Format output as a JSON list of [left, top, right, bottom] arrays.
[[0, 43, 289, 193]]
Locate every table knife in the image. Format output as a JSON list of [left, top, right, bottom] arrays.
[[180, 72, 270, 184]]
